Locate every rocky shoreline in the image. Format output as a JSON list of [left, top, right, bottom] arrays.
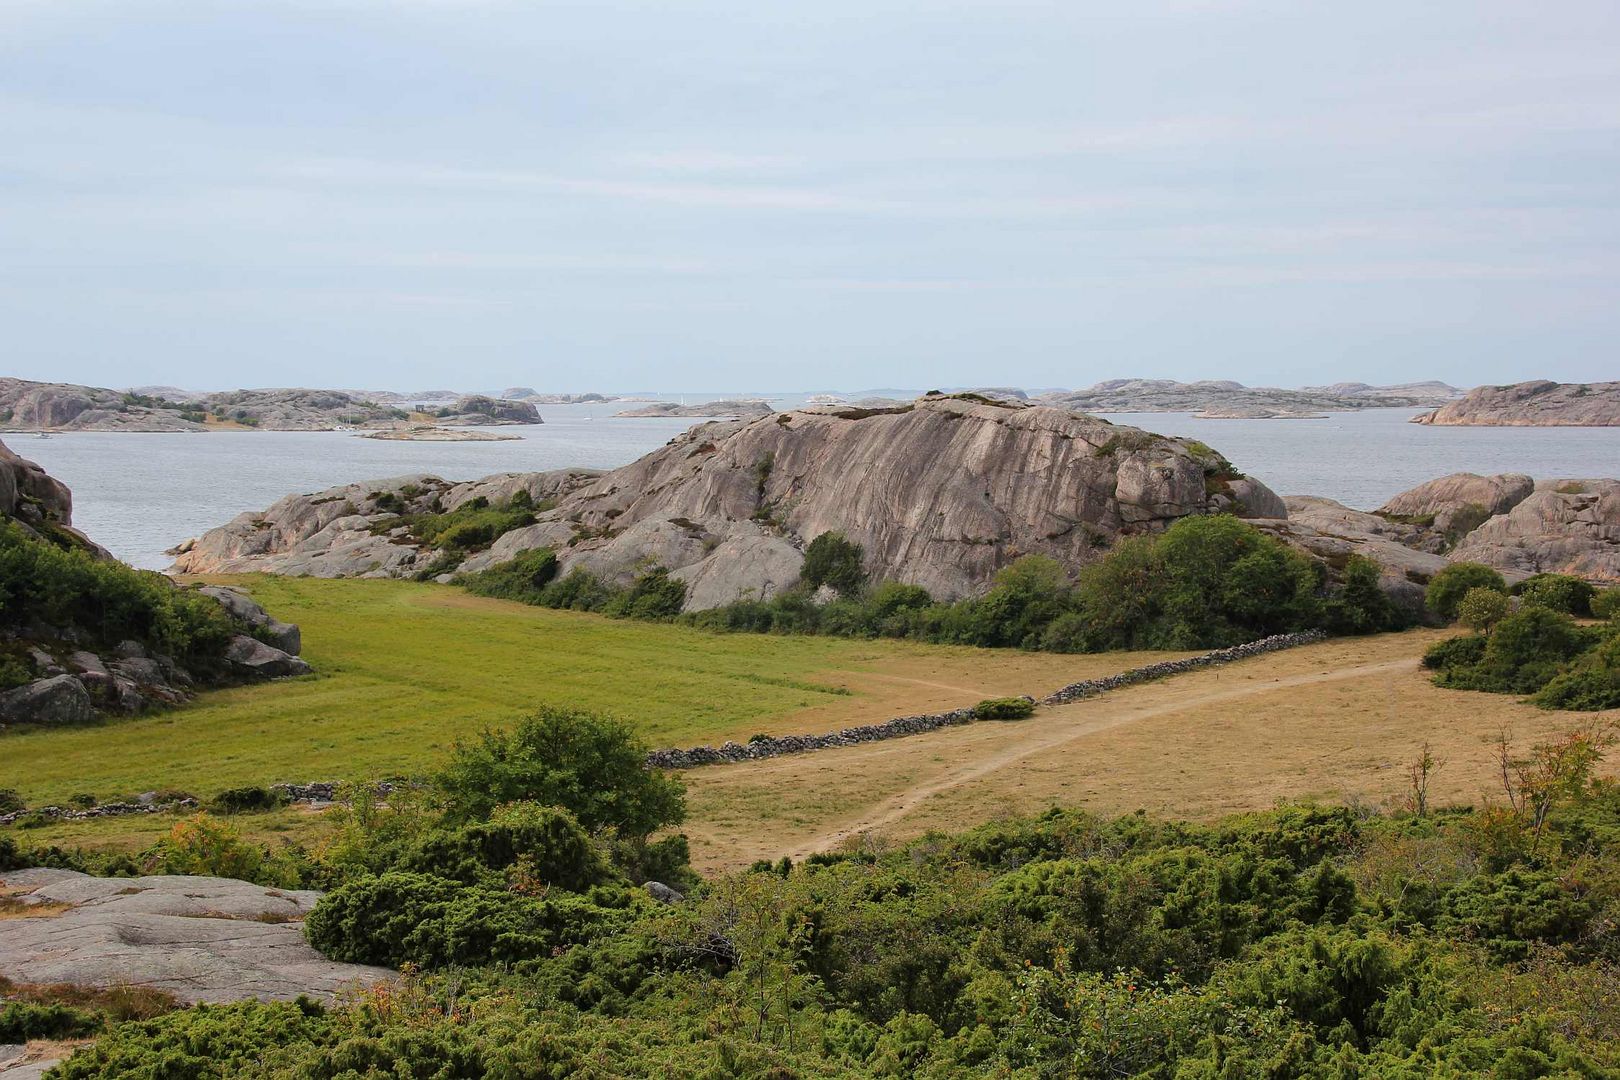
[[1413, 380, 1620, 426]]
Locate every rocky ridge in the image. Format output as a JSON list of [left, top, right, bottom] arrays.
[[176, 395, 1286, 604], [0, 380, 412, 432], [1412, 380, 1620, 426]]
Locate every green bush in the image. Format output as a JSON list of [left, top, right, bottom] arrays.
[[1425, 562, 1508, 621], [802, 532, 868, 596], [0, 1001, 103, 1042], [1533, 634, 1620, 711], [398, 802, 616, 892], [407, 498, 535, 552], [971, 697, 1035, 720], [458, 548, 559, 604], [602, 566, 687, 620], [0, 521, 235, 663], [1515, 573, 1597, 616], [1592, 587, 1620, 621], [304, 871, 626, 967], [1428, 607, 1600, 695], [210, 785, 288, 814], [435, 706, 686, 839]]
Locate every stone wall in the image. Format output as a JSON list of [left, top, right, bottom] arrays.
[[646, 630, 1328, 770]]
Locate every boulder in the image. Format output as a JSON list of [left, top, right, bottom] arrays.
[[0, 675, 95, 726], [1449, 480, 1620, 582], [200, 586, 302, 653], [225, 635, 313, 679], [1376, 472, 1534, 542], [0, 868, 392, 1004]]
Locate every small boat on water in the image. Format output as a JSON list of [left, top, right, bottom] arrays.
[[34, 431, 50, 439]]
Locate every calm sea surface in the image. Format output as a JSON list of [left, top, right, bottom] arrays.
[[14, 401, 1618, 570]]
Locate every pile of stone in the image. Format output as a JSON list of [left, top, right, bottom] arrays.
[[646, 707, 977, 770], [645, 630, 1329, 771], [1042, 630, 1328, 705], [0, 794, 197, 827]]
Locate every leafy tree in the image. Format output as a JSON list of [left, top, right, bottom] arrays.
[[1515, 573, 1597, 616], [1322, 554, 1400, 635], [435, 706, 686, 839], [1457, 585, 1510, 635], [1425, 562, 1507, 621], [801, 532, 868, 596]]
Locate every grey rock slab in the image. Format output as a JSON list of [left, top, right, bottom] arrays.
[[0, 869, 393, 1004], [0, 675, 94, 726]]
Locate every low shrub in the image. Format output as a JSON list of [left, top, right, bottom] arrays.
[[210, 785, 287, 814], [1425, 562, 1508, 622], [1592, 587, 1620, 621], [458, 548, 559, 604], [971, 697, 1036, 721], [1515, 573, 1597, 616]]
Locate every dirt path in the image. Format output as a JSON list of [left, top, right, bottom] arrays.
[[785, 656, 1419, 858]]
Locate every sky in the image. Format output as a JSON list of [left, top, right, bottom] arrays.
[[2, 1, 1617, 394]]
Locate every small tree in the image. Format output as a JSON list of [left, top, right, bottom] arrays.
[[1592, 587, 1620, 621], [1515, 573, 1596, 617], [1426, 563, 1508, 622], [1457, 586, 1510, 635], [801, 532, 867, 597], [435, 706, 686, 840]]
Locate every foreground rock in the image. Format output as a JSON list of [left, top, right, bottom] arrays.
[[0, 868, 391, 1004], [1413, 380, 1620, 426]]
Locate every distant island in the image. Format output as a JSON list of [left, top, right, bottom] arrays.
[[359, 425, 522, 442], [1031, 379, 1460, 415], [613, 399, 775, 418], [1412, 380, 1620, 426]]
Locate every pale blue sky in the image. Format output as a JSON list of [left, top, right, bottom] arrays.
[[3, 0, 1617, 392]]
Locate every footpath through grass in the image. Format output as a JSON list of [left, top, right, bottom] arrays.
[[0, 577, 1142, 806]]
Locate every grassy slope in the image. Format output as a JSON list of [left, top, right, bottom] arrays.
[[0, 576, 1175, 806]]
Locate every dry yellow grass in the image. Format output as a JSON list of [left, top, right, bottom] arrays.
[[682, 629, 1619, 873]]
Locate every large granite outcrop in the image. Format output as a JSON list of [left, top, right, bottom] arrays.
[[0, 379, 203, 432], [0, 868, 392, 1004], [464, 395, 1284, 602], [0, 379, 411, 432], [1449, 480, 1620, 580], [1413, 380, 1620, 426]]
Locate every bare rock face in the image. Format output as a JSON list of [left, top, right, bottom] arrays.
[[0, 378, 204, 432], [437, 395, 542, 425], [1449, 480, 1620, 580], [0, 437, 73, 529], [1256, 499, 1453, 618], [1375, 472, 1536, 550], [469, 395, 1283, 603], [0, 868, 392, 1004], [170, 470, 596, 577], [181, 396, 1283, 606], [1412, 380, 1620, 426]]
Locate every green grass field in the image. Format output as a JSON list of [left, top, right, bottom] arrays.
[[0, 576, 1124, 807]]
